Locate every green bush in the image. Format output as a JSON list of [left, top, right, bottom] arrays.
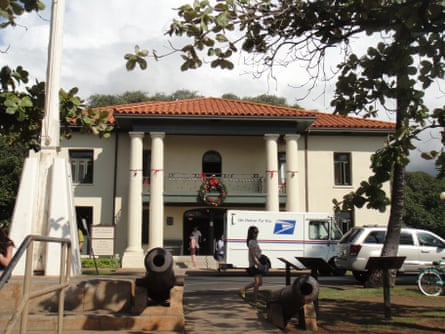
[[81, 257, 119, 269]]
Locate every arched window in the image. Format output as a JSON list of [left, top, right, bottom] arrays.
[[202, 151, 222, 177]]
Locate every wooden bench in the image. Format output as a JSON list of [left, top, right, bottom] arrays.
[[295, 257, 334, 280], [278, 257, 305, 285]]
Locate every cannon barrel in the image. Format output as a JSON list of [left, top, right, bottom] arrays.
[[267, 274, 319, 329], [143, 247, 176, 303]]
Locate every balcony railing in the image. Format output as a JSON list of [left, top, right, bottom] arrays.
[[143, 173, 288, 195], [143, 173, 274, 194]]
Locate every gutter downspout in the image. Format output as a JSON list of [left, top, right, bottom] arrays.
[[304, 133, 309, 212], [112, 128, 119, 255]]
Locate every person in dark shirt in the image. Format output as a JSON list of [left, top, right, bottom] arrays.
[[0, 227, 14, 274]]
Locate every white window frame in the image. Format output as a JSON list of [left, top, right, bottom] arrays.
[[70, 149, 94, 184], [334, 152, 352, 186]]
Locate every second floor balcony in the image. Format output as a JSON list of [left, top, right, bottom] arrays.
[[142, 173, 287, 205]]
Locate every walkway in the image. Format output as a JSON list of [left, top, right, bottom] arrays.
[[183, 286, 283, 333]]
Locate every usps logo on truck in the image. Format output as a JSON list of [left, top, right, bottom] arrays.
[[273, 220, 296, 235]]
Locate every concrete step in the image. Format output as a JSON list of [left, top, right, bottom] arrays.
[[173, 255, 219, 272], [0, 275, 184, 332], [0, 255, 218, 333]]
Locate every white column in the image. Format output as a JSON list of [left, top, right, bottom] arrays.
[[149, 132, 165, 250], [285, 134, 301, 211], [122, 131, 144, 268], [265, 134, 280, 211]]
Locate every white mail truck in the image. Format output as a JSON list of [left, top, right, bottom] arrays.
[[224, 210, 343, 272]]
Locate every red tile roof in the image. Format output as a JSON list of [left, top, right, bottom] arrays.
[[98, 97, 395, 131]]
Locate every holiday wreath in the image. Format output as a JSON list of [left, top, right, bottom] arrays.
[[199, 176, 227, 207]]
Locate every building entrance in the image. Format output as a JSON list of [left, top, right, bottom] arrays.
[[183, 208, 225, 256], [75, 206, 93, 255]]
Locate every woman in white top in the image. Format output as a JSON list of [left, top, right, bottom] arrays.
[[240, 226, 263, 302]]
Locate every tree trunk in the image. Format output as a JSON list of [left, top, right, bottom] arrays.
[[365, 69, 408, 288], [365, 152, 406, 287]]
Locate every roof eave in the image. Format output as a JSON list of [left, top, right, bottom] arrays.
[[114, 114, 318, 122], [307, 127, 395, 134]]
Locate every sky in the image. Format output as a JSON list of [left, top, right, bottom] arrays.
[[1, 0, 444, 175]]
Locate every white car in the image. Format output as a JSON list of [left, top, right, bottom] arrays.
[[335, 226, 445, 282]]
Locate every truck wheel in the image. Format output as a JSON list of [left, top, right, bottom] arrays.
[[317, 268, 332, 276], [352, 271, 369, 283], [318, 258, 345, 276]]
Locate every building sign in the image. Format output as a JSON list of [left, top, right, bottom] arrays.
[[91, 225, 115, 256]]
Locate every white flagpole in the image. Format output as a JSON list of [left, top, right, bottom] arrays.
[[41, 0, 65, 149]]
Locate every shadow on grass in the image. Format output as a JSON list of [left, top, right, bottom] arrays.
[[235, 289, 445, 334], [315, 298, 445, 334]]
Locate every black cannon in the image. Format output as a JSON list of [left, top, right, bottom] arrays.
[[267, 274, 319, 330], [140, 247, 176, 303]]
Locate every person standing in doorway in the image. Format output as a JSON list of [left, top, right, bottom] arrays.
[[240, 226, 263, 302], [215, 234, 225, 270], [78, 228, 85, 252], [189, 233, 197, 268], [77, 226, 85, 250], [192, 226, 202, 255]]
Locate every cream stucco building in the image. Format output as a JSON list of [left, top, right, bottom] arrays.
[[59, 97, 395, 268]]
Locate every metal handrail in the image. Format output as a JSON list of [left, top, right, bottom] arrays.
[[0, 234, 72, 334]]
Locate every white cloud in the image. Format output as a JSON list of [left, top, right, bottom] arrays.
[[1, 0, 443, 174], [0, 0, 340, 107]]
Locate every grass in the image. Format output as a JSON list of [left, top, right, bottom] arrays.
[[81, 256, 120, 274], [319, 285, 421, 299], [246, 286, 420, 311], [242, 284, 445, 333]]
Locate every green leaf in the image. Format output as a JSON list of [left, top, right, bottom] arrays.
[[37, 1, 45, 10], [0, 8, 10, 20], [215, 12, 230, 27], [126, 59, 136, 71], [20, 96, 32, 108], [215, 33, 228, 42], [0, 0, 10, 10], [10, 1, 24, 15], [137, 58, 147, 70]]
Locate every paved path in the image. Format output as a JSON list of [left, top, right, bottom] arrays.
[[183, 287, 283, 333]]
